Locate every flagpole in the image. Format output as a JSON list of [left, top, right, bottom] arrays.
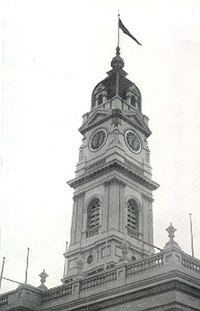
[[0, 257, 5, 290], [25, 247, 30, 283], [117, 12, 120, 48], [189, 213, 194, 257], [62, 241, 68, 280]]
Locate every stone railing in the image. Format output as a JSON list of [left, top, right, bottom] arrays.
[[80, 269, 117, 291], [4, 249, 198, 306], [0, 295, 8, 306], [126, 253, 164, 277], [124, 159, 143, 175], [85, 158, 106, 173], [41, 251, 200, 301], [86, 226, 100, 238], [42, 284, 72, 302], [181, 253, 200, 273], [127, 226, 139, 238]]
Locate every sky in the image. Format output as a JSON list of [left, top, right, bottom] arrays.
[[0, 0, 200, 293]]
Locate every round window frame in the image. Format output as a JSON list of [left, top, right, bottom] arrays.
[[125, 130, 142, 154], [89, 128, 107, 152], [87, 254, 94, 264]]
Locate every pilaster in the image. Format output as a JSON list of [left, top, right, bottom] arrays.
[[142, 194, 154, 247], [70, 192, 85, 244], [70, 196, 78, 245], [104, 178, 126, 232]]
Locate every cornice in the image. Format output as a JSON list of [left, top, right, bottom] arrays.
[[66, 234, 127, 258], [120, 113, 151, 137], [41, 280, 200, 311], [79, 109, 151, 137], [104, 176, 126, 187], [68, 160, 159, 191], [73, 192, 85, 201], [8, 308, 34, 311], [142, 193, 154, 203]]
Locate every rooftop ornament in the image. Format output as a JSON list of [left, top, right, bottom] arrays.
[[164, 222, 181, 250], [38, 269, 48, 290]]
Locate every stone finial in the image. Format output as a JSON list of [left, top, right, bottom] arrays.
[[164, 222, 181, 250], [166, 222, 176, 241], [38, 269, 48, 290]]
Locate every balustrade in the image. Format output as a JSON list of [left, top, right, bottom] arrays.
[[3, 251, 200, 307], [43, 284, 72, 302], [181, 254, 200, 273], [85, 159, 106, 173], [86, 226, 99, 238], [126, 253, 164, 276], [80, 270, 117, 291]]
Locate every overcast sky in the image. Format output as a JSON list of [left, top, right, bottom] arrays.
[[0, 0, 200, 293]]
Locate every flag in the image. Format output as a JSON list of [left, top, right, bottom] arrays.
[[119, 19, 142, 46]]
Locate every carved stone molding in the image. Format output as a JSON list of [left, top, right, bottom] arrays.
[[70, 280, 200, 311], [142, 193, 154, 203], [68, 159, 159, 191], [104, 177, 126, 187], [85, 158, 106, 173], [111, 108, 122, 127], [73, 192, 85, 201], [109, 128, 122, 146]]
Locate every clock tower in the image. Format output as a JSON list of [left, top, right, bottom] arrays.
[[63, 47, 159, 281]]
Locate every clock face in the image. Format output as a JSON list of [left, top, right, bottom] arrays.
[[87, 254, 94, 264], [89, 129, 107, 151], [125, 130, 141, 153]]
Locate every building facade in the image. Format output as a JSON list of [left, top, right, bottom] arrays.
[[0, 48, 200, 311]]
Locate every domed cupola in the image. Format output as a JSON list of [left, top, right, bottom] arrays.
[[91, 47, 142, 112]]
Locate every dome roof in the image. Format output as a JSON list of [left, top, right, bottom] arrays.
[[91, 48, 141, 110]]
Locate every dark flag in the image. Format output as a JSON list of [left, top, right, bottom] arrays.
[[119, 19, 142, 46]]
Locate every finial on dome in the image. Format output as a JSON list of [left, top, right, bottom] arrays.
[[111, 47, 124, 70], [116, 46, 120, 56]]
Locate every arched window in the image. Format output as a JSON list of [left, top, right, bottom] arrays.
[[131, 95, 136, 107], [97, 94, 103, 105], [127, 199, 139, 236], [86, 198, 100, 237]]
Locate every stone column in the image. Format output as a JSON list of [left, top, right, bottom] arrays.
[[75, 192, 85, 243], [142, 194, 154, 247], [119, 180, 126, 233], [70, 195, 78, 245], [103, 182, 109, 233], [104, 178, 126, 232], [109, 178, 120, 230]]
